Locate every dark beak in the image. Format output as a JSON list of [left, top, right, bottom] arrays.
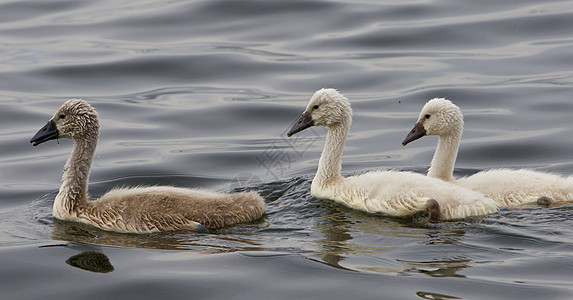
[[30, 120, 59, 146], [287, 111, 314, 137], [402, 121, 426, 146]]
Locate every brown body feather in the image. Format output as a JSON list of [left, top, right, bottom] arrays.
[[31, 99, 265, 233]]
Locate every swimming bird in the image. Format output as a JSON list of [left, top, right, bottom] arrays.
[[402, 97, 573, 207], [287, 89, 498, 220], [30, 99, 265, 233]]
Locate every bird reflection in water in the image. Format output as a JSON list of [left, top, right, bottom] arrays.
[[66, 251, 114, 273]]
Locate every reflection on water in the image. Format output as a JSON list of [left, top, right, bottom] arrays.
[[39, 243, 114, 273], [51, 218, 265, 253], [398, 258, 470, 278], [66, 251, 114, 273], [312, 196, 481, 276], [416, 291, 462, 300]]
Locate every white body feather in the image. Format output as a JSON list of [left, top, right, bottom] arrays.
[[292, 89, 498, 220], [405, 97, 573, 207], [457, 169, 573, 206], [311, 170, 499, 219]]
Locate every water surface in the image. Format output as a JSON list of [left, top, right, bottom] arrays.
[[1, 0, 573, 299]]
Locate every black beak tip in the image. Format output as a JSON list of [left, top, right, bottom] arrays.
[[287, 112, 313, 137], [30, 120, 58, 147], [402, 122, 426, 146]]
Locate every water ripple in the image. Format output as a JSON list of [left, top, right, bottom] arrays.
[[2, 0, 573, 298]]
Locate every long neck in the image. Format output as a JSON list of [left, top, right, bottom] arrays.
[[54, 133, 98, 218], [427, 133, 461, 182], [315, 121, 349, 184]]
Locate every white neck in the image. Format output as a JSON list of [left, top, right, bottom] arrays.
[[314, 120, 349, 185], [53, 133, 97, 219], [427, 132, 461, 182]]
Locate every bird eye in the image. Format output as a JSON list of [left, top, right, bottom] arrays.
[[58, 114, 66, 120], [424, 114, 430, 119], [313, 105, 319, 110]]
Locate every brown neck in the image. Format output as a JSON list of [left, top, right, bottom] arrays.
[[53, 132, 98, 219]]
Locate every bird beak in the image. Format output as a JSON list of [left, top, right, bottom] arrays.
[[30, 120, 59, 146], [402, 121, 426, 146], [287, 111, 314, 137]]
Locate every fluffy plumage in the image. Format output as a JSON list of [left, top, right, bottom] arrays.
[[288, 89, 498, 220], [402, 97, 573, 207], [30, 99, 265, 233]]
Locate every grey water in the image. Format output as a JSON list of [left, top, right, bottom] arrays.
[[1, 0, 573, 299]]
